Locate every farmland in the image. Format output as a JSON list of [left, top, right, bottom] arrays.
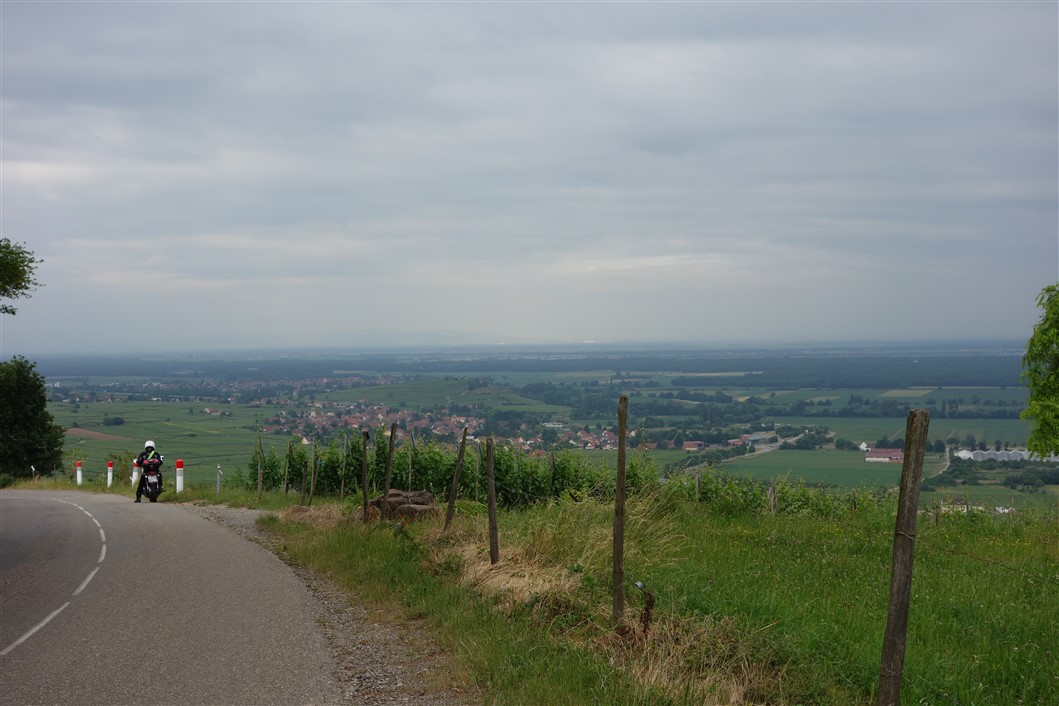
[[37, 342, 1054, 508]]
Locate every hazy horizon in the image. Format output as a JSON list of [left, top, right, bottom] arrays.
[[3, 3, 1056, 357]]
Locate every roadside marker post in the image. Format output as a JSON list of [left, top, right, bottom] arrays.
[[131, 462, 140, 488], [75, 461, 82, 486], [107, 461, 113, 488], [175, 459, 185, 493]]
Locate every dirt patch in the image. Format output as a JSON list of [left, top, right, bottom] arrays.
[[65, 427, 131, 442], [280, 503, 347, 528]]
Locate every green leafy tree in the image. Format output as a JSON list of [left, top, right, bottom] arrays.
[[0, 239, 42, 316], [0, 357, 65, 476], [1022, 284, 1059, 457]]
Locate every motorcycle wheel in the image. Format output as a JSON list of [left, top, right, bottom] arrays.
[[149, 494, 157, 503]]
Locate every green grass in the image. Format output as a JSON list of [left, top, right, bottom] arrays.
[[266, 512, 662, 704], [263, 489, 1058, 705]]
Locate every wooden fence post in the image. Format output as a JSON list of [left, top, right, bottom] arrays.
[[876, 409, 930, 706], [444, 427, 468, 532], [283, 440, 291, 495], [407, 429, 416, 491], [612, 394, 629, 629], [256, 435, 265, 500], [486, 438, 499, 564], [769, 477, 777, 515], [360, 430, 370, 522], [299, 450, 308, 507], [307, 440, 318, 507], [380, 423, 398, 521], [549, 450, 556, 497], [339, 434, 348, 501]]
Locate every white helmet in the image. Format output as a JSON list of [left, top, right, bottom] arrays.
[[145, 440, 155, 449]]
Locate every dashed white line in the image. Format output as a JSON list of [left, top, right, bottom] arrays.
[[1, 498, 108, 657], [73, 567, 100, 596], [0, 603, 71, 657]]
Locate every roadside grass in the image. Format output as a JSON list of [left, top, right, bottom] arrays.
[[263, 509, 663, 705], [264, 489, 1059, 705]]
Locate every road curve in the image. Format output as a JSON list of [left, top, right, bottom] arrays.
[[0, 490, 343, 705]]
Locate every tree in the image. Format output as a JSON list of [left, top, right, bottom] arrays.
[[0, 239, 42, 315], [1022, 284, 1059, 458], [0, 357, 65, 476]]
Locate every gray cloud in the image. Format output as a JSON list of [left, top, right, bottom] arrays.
[[2, 2, 1055, 353]]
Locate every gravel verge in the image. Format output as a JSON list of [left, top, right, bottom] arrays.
[[180, 504, 475, 706]]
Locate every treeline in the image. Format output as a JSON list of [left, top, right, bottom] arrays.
[[921, 459, 1059, 493]]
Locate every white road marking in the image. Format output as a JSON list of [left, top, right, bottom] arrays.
[[0, 498, 108, 657], [73, 567, 100, 596], [1, 603, 71, 657]]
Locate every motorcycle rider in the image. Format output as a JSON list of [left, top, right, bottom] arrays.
[[135, 440, 164, 502]]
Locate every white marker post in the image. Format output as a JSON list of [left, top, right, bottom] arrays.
[[107, 461, 113, 488], [75, 461, 83, 486], [131, 462, 140, 488], [175, 459, 185, 493]]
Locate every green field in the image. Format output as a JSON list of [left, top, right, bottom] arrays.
[[768, 416, 1029, 446], [721, 449, 945, 486], [52, 400, 277, 484]]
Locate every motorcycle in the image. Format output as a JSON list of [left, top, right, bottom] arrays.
[[139, 457, 164, 503]]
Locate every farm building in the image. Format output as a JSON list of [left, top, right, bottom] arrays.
[[865, 448, 904, 463]]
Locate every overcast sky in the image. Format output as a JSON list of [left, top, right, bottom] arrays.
[[2, 2, 1056, 356]]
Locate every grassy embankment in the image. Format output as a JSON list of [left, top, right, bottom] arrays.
[[264, 487, 1057, 704]]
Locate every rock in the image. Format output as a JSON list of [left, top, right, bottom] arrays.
[[368, 489, 437, 521]]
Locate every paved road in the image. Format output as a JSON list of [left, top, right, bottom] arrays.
[[0, 490, 343, 705]]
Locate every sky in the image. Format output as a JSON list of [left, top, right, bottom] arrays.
[[2, 2, 1056, 356]]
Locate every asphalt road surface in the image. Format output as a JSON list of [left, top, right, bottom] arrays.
[[0, 490, 343, 705]]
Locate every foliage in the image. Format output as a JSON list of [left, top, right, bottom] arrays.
[[1022, 284, 1059, 457], [0, 238, 42, 316], [0, 357, 65, 476]]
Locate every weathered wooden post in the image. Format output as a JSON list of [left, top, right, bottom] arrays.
[[307, 440, 318, 507], [486, 438, 499, 564], [612, 394, 629, 629], [256, 435, 265, 500], [549, 451, 557, 497], [769, 477, 777, 515], [282, 440, 292, 495], [407, 429, 416, 490], [876, 409, 930, 706], [380, 423, 398, 521], [360, 430, 370, 522], [444, 427, 469, 532], [339, 434, 348, 501], [298, 450, 308, 507]]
